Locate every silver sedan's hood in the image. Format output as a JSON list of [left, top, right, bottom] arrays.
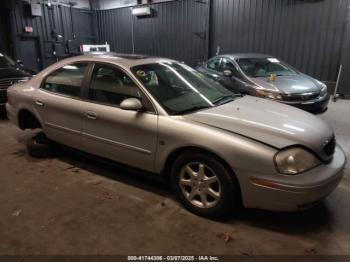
[[249, 73, 321, 94], [185, 96, 333, 160]]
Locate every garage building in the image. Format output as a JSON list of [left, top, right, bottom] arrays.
[[0, 0, 350, 260]]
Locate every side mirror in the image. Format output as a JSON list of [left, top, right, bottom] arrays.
[[120, 98, 143, 111], [223, 70, 232, 77], [16, 59, 23, 67]]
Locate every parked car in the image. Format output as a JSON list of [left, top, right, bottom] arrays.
[[6, 54, 345, 218], [197, 54, 330, 113], [0, 52, 33, 107]]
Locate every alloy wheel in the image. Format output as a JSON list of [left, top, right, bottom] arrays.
[[179, 162, 222, 209]]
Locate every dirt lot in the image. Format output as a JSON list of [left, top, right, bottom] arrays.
[[0, 99, 349, 255]]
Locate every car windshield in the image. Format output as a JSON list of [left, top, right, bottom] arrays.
[[236, 57, 297, 77], [0, 53, 15, 67], [131, 62, 239, 115]]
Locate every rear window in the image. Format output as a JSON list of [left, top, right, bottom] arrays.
[[42, 63, 87, 97]]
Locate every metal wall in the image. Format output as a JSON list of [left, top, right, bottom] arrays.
[[9, 0, 348, 84], [9, 1, 97, 70], [0, 8, 11, 54], [96, 7, 133, 54], [96, 0, 210, 67], [98, 0, 177, 10], [338, 5, 350, 95], [210, 0, 350, 82], [96, 0, 349, 83]]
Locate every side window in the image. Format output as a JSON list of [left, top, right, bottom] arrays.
[[88, 64, 154, 112], [221, 59, 243, 79], [207, 58, 221, 71], [42, 63, 87, 97]]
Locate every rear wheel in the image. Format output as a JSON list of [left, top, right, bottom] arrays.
[[26, 132, 53, 158], [170, 152, 240, 218]]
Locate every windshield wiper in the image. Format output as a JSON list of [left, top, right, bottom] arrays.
[[213, 94, 242, 105], [174, 105, 212, 115]]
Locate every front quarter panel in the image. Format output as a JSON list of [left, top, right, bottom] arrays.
[[156, 115, 278, 176]]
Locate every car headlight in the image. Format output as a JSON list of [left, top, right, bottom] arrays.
[[274, 147, 321, 175], [256, 90, 282, 100], [320, 83, 327, 96]]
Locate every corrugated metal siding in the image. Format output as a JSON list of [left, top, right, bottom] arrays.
[[97, 7, 133, 53], [210, 0, 350, 82], [98, 0, 175, 10], [96, 0, 210, 67], [0, 7, 11, 54], [10, 2, 96, 68], [339, 5, 350, 94]]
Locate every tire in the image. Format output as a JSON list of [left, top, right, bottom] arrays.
[[170, 151, 240, 219], [26, 132, 53, 158]]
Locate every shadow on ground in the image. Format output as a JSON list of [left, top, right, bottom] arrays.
[[55, 145, 171, 198], [51, 142, 334, 236]]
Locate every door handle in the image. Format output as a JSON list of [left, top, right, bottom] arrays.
[[84, 111, 97, 120], [35, 100, 44, 107]]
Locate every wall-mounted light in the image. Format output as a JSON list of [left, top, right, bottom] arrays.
[[137, 0, 152, 4], [132, 6, 152, 17]]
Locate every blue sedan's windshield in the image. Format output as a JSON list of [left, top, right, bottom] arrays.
[[236, 57, 297, 78], [131, 62, 238, 115]]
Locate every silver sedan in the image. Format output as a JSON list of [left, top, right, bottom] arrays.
[[6, 53, 346, 218]]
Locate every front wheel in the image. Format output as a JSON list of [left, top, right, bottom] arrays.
[[170, 152, 240, 218]]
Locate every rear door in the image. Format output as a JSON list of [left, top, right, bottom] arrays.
[[80, 63, 158, 172], [34, 63, 89, 149]]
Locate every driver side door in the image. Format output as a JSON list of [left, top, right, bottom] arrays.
[[80, 63, 158, 172], [203, 57, 222, 82], [219, 58, 247, 93]]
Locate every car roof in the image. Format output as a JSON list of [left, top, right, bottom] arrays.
[[71, 52, 176, 68], [218, 53, 273, 60], [37, 53, 180, 82], [84, 52, 151, 60], [41, 53, 176, 72]]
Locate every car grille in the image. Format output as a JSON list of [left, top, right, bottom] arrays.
[[282, 91, 320, 102], [0, 77, 28, 90], [323, 136, 336, 156]]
